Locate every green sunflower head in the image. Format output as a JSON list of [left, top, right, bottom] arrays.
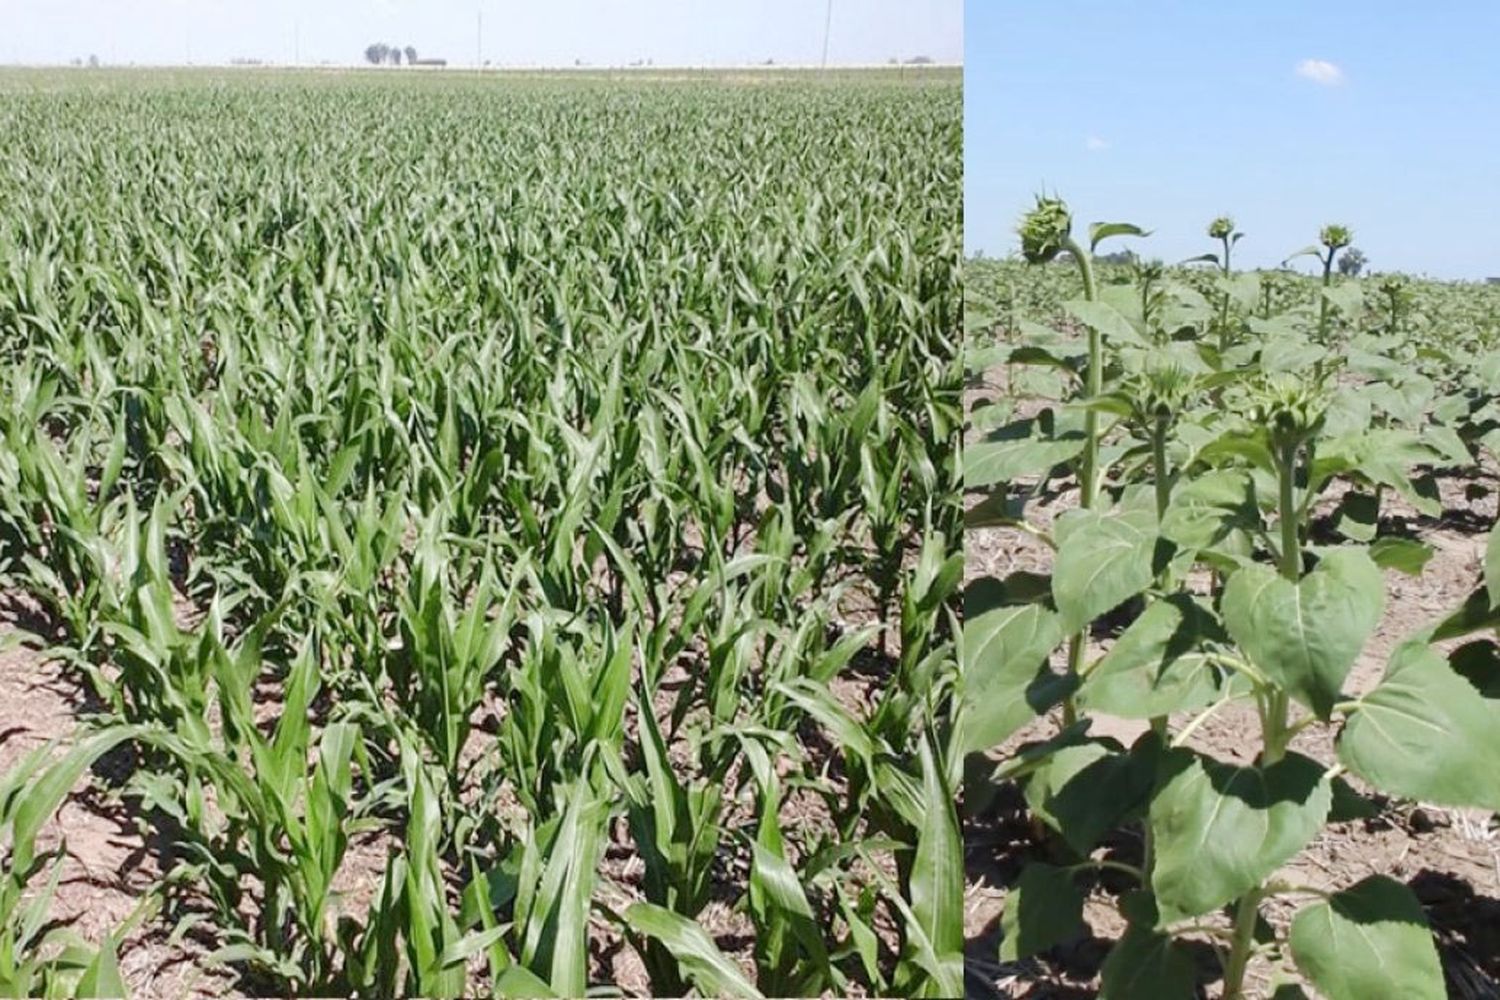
[[1018, 196, 1072, 265], [1319, 224, 1352, 252], [1207, 216, 1236, 240], [1250, 373, 1328, 451]]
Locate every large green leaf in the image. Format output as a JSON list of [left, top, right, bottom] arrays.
[[1330, 490, 1378, 543], [1089, 221, 1150, 250], [998, 863, 1085, 961], [1063, 299, 1148, 348], [1052, 508, 1163, 635], [1289, 876, 1443, 1000], [958, 604, 1069, 755], [1337, 641, 1500, 809], [1260, 336, 1328, 373], [965, 419, 1085, 489], [1149, 749, 1331, 922], [1099, 920, 1197, 999], [1321, 282, 1364, 317], [1368, 537, 1434, 576], [1024, 740, 1156, 855], [1078, 594, 1224, 719], [1222, 548, 1384, 717], [1158, 469, 1259, 554], [911, 739, 963, 963]]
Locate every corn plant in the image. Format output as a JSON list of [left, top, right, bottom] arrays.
[[0, 68, 960, 995], [0, 729, 147, 999]]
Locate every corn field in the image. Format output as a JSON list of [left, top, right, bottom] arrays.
[[0, 70, 962, 998]]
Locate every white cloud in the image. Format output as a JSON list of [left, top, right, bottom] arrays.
[[1295, 58, 1344, 86], [1085, 135, 1110, 152]]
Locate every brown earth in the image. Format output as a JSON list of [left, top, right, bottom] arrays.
[[0, 603, 225, 999]]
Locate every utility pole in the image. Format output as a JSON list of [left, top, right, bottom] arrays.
[[821, 0, 833, 68]]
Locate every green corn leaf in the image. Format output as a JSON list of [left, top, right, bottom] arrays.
[[624, 903, 764, 1000], [910, 737, 963, 965]]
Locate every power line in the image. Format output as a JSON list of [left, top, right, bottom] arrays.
[[821, 0, 833, 68]]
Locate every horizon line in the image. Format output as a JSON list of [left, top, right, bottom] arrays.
[[0, 60, 963, 71]]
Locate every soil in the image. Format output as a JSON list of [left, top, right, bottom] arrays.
[[0, 603, 225, 998], [963, 365, 1500, 999]]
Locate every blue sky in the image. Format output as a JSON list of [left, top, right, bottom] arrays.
[[966, 2, 1500, 280], [1, 0, 961, 69]]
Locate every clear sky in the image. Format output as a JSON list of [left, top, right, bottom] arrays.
[[2, 0, 961, 69], [966, 2, 1500, 280]]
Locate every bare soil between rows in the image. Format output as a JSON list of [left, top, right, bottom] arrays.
[[963, 365, 1500, 999]]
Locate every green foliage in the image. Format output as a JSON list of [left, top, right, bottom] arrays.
[[965, 204, 1500, 997], [0, 69, 960, 996]]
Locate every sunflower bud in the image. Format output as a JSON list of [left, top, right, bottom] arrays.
[[1250, 374, 1327, 453], [1124, 364, 1194, 428], [1207, 216, 1235, 240], [1018, 196, 1072, 265], [1319, 224, 1352, 251]]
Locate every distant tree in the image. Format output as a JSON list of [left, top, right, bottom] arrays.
[[364, 43, 389, 65], [388, 45, 402, 66], [1338, 247, 1368, 277], [405, 46, 418, 64], [906, 55, 935, 64], [87, 54, 100, 68]]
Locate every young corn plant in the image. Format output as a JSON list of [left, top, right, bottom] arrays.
[[0, 75, 961, 995], [0, 728, 149, 999]]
